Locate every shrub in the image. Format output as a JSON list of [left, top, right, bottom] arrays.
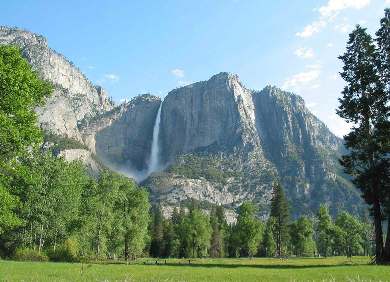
[[47, 239, 79, 262], [13, 248, 49, 262]]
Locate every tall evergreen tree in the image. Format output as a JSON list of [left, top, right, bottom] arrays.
[[209, 205, 228, 258], [375, 8, 390, 261], [338, 25, 388, 263], [150, 206, 164, 258], [270, 182, 290, 257]]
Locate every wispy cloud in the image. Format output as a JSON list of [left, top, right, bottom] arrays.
[[296, 20, 326, 38], [171, 68, 185, 78], [282, 64, 321, 91], [294, 47, 315, 59], [296, 0, 371, 38], [104, 73, 120, 82]]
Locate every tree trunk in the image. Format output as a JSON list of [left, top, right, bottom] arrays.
[[124, 235, 129, 262], [38, 224, 44, 253], [373, 198, 384, 263], [384, 216, 390, 262]]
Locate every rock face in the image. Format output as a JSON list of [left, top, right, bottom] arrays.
[[0, 26, 363, 217], [148, 74, 362, 217], [80, 94, 161, 179], [0, 26, 113, 142]]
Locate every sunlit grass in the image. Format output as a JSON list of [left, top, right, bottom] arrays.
[[1, 256, 389, 282]]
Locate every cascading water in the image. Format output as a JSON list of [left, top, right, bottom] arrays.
[[147, 102, 162, 175]]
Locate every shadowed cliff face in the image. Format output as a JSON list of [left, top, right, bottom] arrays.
[[94, 95, 161, 171]]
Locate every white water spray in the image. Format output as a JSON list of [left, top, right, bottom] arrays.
[[148, 103, 162, 175]]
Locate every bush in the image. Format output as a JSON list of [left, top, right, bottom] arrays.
[[13, 248, 49, 262], [47, 239, 79, 262]]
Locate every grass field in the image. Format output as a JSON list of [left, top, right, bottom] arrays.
[[1, 256, 389, 282]]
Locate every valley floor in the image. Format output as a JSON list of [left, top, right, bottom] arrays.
[[1, 256, 389, 282]]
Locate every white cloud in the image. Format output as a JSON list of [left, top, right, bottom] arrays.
[[104, 73, 119, 82], [386, 0, 390, 4], [296, 0, 371, 38], [326, 42, 334, 48], [319, 0, 370, 18], [294, 47, 315, 59], [282, 64, 321, 91], [296, 20, 326, 38], [171, 68, 185, 78]]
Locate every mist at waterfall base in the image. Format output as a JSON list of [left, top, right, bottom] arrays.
[[101, 102, 164, 183]]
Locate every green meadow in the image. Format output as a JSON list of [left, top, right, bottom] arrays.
[[1, 257, 389, 282]]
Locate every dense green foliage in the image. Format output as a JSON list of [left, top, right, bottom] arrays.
[[0, 45, 52, 237], [148, 199, 372, 259], [0, 46, 150, 262], [337, 11, 390, 263]]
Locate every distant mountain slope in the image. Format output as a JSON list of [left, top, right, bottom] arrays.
[[0, 26, 364, 218]]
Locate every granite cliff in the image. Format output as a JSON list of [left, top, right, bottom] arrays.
[[0, 26, 363, 217]]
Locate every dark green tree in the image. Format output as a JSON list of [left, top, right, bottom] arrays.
[[338, 25, 388, 263], [150, 206, 165, 258], [209, 205, 228, 258], [270, 182, 290, 257], [375, 8, 390, 261]]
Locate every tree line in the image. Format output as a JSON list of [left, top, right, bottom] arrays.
[[149, 184, 373, 259]]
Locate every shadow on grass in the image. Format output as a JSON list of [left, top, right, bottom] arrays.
[[133, 259, 369, 270], [154, 263, 366, 269]]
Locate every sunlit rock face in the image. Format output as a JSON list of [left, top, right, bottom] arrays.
[[0, 26, 113, 142], [0, 26, 363, 218], [147, 74, 361, 218]]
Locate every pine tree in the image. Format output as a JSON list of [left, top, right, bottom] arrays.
[[338, 25, 388, 263], [150, 206, 164, 258], [270, 182, 290, 257], [375, 8, 390, 261], [209, 205, 228, 257]]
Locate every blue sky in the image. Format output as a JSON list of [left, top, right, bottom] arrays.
[[1, 0, 389, 136]]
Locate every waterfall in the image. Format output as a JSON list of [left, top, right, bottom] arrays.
[[148, 102, 162, 175]]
